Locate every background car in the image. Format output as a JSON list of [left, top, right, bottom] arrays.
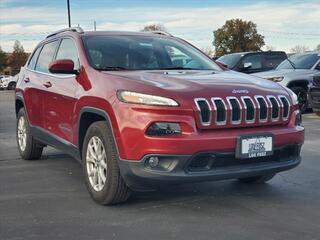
[[310, 74, 320, 116], [216, 51, 287, 74], [0, 74, 19, 90], [253, 52, 320, 113]]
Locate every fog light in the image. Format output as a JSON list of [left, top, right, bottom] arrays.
[[146, 122, 181, 136], [147, 156, 159, 168]]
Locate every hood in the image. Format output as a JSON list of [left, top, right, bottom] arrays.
[[253, 69, 317, 79], [106, 70, 287, 98]]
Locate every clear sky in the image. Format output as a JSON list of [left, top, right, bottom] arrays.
[[0, 0, 319, 53]]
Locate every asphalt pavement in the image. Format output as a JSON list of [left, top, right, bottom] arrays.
[[0, 90, 320, 240]]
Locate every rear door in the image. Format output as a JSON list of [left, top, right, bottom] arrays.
[[43, 38, 80, 143], [263, 53, 287, 71]]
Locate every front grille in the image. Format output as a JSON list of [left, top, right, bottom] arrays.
[[194, 94, 290, 128]]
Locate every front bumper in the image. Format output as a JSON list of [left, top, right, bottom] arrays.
[[119, 144, 302, 191]]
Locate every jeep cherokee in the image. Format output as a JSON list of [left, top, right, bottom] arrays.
[[15, 27, 304, 205]]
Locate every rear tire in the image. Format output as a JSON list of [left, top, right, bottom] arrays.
[[291, 86, 308, 113], [238, 173, 276, 184], [82, 121, 131, 205], [16, 108, 43, 160]]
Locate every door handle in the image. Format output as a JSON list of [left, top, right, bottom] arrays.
[[43, 81, 52, 88], [24, 77, 30, 83]]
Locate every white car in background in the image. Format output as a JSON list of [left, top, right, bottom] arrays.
[[0, 74, 19, 90]]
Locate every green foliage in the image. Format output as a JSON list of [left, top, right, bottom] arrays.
[[8, 40, 28, 73], [141, 23, 166, 32], [213, 19, 265, 57], [0, 46, 8, 71]]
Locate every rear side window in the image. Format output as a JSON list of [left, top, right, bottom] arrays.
[[242, 54, 262, 69], [264, 54, 286, 69], [27, 47, 41, 70], [35, 41, 58, 73], [55, 38, 80, 70]]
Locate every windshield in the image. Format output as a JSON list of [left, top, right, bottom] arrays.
[[277, 53, 320, 70], [82, 35, 222, 71], [217, 54, 242, 69]]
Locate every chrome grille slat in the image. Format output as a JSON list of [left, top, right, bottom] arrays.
[[279, 95, 290, 120], [241, 96, 256, 123], [211, 97, 227, 125], [226, 97, 241, 124], [194, 98, 211, 126], [267, 95, 280, 121], [255, 95, 268, 122]]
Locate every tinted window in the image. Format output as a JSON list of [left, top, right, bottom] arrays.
[[27, 47, 41, 70], [264, 54, 286, 69], [217, 54, 242, 69], [82, 35, 221, 71], [277, 53, 320, 70], [242, 54, 262, 69], [35, 41, 58, 73], [56, 38, 80, 70]]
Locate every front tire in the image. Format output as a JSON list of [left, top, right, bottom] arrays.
[[8, 82, 16, 90], [16, 108, 43, 160], [82, 121, 130, 205], [291, 86, 308, 113], [238, 173, 276, 184]]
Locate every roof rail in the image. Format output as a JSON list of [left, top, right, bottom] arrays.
[[46, 27, 84, 39], [151, 31, 173, 37]]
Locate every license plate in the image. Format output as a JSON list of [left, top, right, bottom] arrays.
[[236, 134, 273, 159]]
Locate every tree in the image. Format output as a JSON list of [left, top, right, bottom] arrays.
[[201, 47, 215, 58], [8, 40, 28, 74], [265, 45, 275, 51], [290, 45, 309, 54], [0, 46, 8, 72], [141, 23, 166, 32], [213, 19, 265, 57], [316, 44, 320, 51]]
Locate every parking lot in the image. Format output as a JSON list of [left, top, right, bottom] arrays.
[[0, 90, 319, 240]]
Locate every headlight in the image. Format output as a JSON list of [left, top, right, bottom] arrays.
[[286, 87, 299, 105], [117, 90, 179, 106], [265, 76, 284, 82]]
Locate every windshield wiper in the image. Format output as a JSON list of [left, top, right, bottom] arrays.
[[97, 66, 128, 71], [157, 67, 196, 70], [286, 58, 296, 69]]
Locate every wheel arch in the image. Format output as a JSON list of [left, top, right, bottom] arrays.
[[77, 107, 121, 160], [287, 80, 309, 90]]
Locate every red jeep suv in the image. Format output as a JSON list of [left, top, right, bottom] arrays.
[[15, 27, 304, 204]]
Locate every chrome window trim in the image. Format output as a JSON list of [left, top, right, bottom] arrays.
[[211, 97, 227, 125], [254, 95, 268, 123], [267, 95, 280, 122], [241, 96, 256, 124], [194, 98, 212, 126], [226, 96, 242, 125], [278, 95, 290, 121]]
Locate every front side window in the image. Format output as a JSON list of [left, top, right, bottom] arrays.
[[27, 46, 41, 70], [35, 41, 59, 73], [264, 55, 286, 69], [277, 53, 320, 70], [82, 35, 221, 71], [55, 38, 80, 70]]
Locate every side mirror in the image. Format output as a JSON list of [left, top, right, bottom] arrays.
[[49, 59, 79, 75], [243, 62, 252, 69], [315, 63, 320, 70]]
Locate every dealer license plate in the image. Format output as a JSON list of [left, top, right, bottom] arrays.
[[236, 134, 273, 159]]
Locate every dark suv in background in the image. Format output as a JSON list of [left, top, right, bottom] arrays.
[[217, 51, 287, 74]]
